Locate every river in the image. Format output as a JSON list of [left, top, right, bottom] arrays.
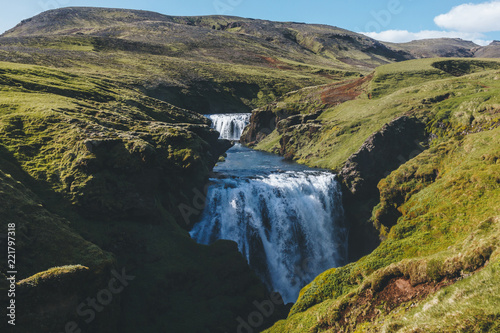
[[190, 114, 348, 303]]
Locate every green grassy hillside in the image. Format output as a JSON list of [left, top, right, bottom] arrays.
[[0, 8, 414, 332], [254, 58, 500, 332], [0, 60, 284, 333], [266, 127, 500, 332], [252, 58, 500, 169]]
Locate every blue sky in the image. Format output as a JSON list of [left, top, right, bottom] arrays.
[[1, 0, 500, 45]]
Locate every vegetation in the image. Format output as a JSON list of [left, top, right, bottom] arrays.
[[258, 58, 500, 332], [254, 58, 500, 170], [0, 6, 416, 116], [0, 58, 274, 332], [1, 7, 499, 332]]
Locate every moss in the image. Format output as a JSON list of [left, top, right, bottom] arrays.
[[254, 58, 500, 172], [432, 59, 500, 76], [265, 61, 500, 331], [18, 265, 90, 287], [0, 60, 279, 333], [267, 213, 500, 332]]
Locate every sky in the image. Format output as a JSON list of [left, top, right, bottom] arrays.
[[1, 0, 500, 45]]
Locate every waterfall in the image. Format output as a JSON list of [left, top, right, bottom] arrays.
[[192, 113, 347, 303], [207, 113, 251, 140], [190, 170, 347, 303]]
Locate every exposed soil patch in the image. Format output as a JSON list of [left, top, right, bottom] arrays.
[[320, 73, 373, 106], [338, 276, 457, 327], [257, 55, 294, 70]]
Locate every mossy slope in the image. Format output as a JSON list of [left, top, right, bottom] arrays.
[[266, 127, 500, 332], [258, 58, 500, 332], [0, 61, 278, 333], [252, 58, 500, 170]]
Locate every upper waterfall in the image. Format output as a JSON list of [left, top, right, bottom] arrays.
[[207, 113, 251, 140]]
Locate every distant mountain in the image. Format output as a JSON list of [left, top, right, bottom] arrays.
[[1, 7, 425, 115], [2, 7, 500, 333], [384, 38, 478, 58], [385, 38, 500, 59], [474, 40, 500, 58], [1, 7, 408, 71]]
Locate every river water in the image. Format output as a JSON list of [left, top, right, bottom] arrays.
[[190, 114, 347, 303]]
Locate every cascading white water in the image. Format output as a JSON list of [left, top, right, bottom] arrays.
[[190, 169, 347, 303], [192, 113, 347, 303], [207, 113, 251, 140]]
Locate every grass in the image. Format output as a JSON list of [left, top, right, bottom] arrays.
[[383, 257, 500, 332], [261, 58, 500, 332], [0, 60, 276, 333], [254, 58, 500, 171], [0, 35, 345, 115], [1, 9, 500, 332], [1, 15, 372, 330], [265, 127, 500, 332]]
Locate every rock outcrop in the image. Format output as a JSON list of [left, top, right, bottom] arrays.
[[339, 116, 427, 199], [240, 109, 278, 145], [241, 75, 371, 147], [337, 116, 428, 260]]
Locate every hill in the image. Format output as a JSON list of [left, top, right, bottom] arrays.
[[2, 8, 498, 117], [242, 57, 500, 332], [384, 38, 478, 58], [0, 59, 296, 332], [2, 7, 409, 69], [475, 40, 500, 58], [0, 7, 415, 116]]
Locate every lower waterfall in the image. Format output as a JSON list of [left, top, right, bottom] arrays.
[[207, 113, 251, 140], [190, 138, 348, 303]]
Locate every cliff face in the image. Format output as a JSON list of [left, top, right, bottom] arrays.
[[240, 74, 371, 148], [339, 116, 427, 199], [338, 116, 427, 260]]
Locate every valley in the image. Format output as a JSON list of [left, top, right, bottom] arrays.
[[0, 7, 499, 333]]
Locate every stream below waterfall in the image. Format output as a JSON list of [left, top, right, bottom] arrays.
[[190, 114, 348, 303]]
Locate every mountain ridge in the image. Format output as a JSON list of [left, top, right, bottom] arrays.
[[4, 7, 499, 64]]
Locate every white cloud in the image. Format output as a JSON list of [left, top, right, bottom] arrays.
[[361, 29, 491, 46], [434, 1, 500, 33]]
